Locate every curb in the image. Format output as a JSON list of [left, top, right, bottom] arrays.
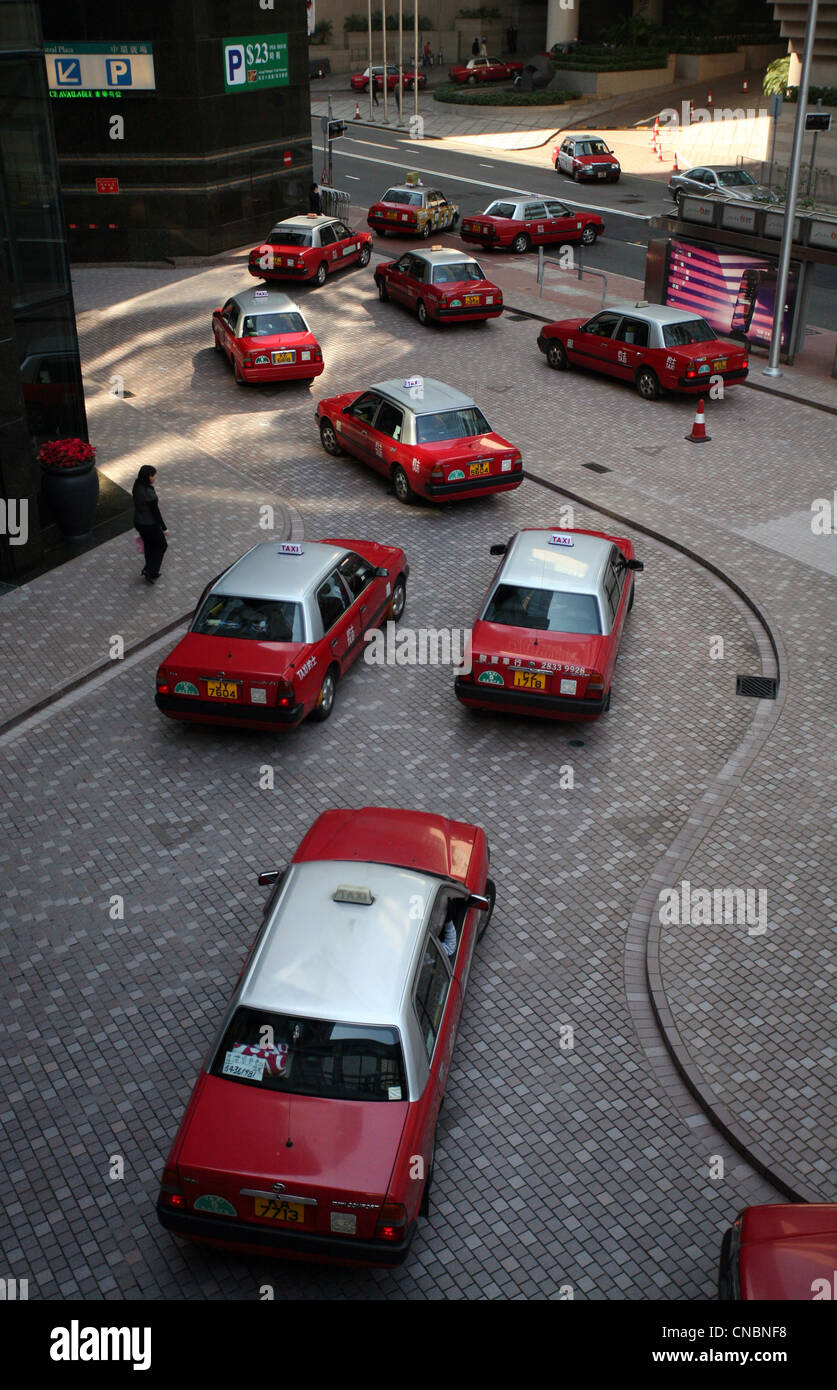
[[526, 468, 822, 1205]]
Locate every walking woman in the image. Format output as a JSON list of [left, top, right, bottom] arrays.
[[132, 465, 168, 583]]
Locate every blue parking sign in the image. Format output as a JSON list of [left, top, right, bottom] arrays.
[[54, 58, 81, 85], [105, 58, 132, 85]]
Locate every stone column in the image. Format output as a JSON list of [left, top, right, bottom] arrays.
[[546, 0, 579, 51]]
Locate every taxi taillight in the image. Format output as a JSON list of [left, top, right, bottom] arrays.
[[156, 666, 171, 695], [159, 1166, 185, 1209], [586, 671, 604, 698], [512, 454, 522, 471], [741, 357, 748, 369], [243, 356, 254, 369], [430, 464, 445, 483], [275, 679, 294, 707], [685, 367, 697, 379], [374, 1202, 407, 1242]]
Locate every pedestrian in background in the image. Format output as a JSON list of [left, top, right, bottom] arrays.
[[479, 37, 488, 57], [471, 35, 479, 57], [507, 24, 518, 54], [371, 73, 379, 105], [132, 465, 168, 584], [309, 182, 322, 213], [423, 40, 432, 67]]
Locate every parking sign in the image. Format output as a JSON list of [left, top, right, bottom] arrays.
[[222, 34, 289, 93], [224, 44, 246, 86]]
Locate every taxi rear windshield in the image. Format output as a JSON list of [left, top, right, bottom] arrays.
[[268, 228, 313, 246], [193, 594, 304, 642], [483, 584, 602, 635], [241, 312, 306, 336], [432, 262, 484, 284], [415, 406, 490, 442], [383, 189, 422, 206], [212, 1007, 408, 1102], [662, 317, 715, 346]]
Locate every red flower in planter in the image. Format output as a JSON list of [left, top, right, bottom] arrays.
[[38, 438, 97, 469]]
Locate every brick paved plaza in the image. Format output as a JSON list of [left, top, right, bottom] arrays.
[[0, 240, 834, 1301]]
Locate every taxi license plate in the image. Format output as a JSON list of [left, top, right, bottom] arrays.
[[253, 1197, 305, 1224], [464, 295, 480, 306], [272, 350, 295, 364], [513, 670, 546, 691], [206, 680, 238, 700], [386, 210, 397, 218], [713, 358, 728, 371], [468, 460, 490, 478]]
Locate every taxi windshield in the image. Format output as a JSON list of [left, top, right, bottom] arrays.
[[663, 317, 715, 346], [717, 169, 756, 187], [268, 227, 313, 247], [383, 189, 422, 206], [193, 594, 304, 642], [580, 140, 609, 155], [432, 262, 484, 284], [240, 312, 306, 336], [483, 584, 602, 635], [415, 406, 491, 442], [212, 1007, 408, 1102]]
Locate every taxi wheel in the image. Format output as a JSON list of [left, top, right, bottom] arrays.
[[388, 576, 407, 621], [420, 222, 431, 240], [359, 244, 371, 266], [546, 339, 567, 371], [319, 418, 343, 455], [416, 300, 431, 326], [580, 224, 597, 246], [213, 333, 222, 353], [635, 366, 662, 401], [311, 666, 338, 722], [391, 465, 413, 505], [628, 582, 635, 612], [314, 261, 328, 287], [377, 277, 389, 301], [603, 688, 612, 713], [420, 1131, 436, 1217], [512, 232, 530, 254], [233, 359, 248, 386], [476, 878, 496, 943]]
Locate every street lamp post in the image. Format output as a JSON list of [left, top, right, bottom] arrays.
[[414, 0, 419, 124], [367, 0, 374, 121], [764, 0, 819, 377], [397, 0, 404, 127], [382, 0, 389, 123]]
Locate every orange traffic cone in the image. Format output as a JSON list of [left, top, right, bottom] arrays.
[[686, 399, 711, 443], [707, 89, 713, 106], [353, 101, 361, 119], [672, 151, 680, 173], [742, 78, 748, 94], [657, 144, 664, 161]]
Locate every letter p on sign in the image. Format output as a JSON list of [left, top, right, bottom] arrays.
[[225, 44, 245, 85]]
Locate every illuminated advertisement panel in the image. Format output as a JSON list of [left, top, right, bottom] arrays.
[[665, 239, 799, 350]]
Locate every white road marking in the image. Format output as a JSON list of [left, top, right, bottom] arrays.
[[346, 174, 361, 179], [310, 144, 651, 220]]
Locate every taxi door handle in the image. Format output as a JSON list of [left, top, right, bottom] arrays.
[[360, 604, 367, 615], [331, 638, 338, 649], [389, 444, 396, 452]]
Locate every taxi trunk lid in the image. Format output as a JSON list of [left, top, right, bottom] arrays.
[[176, 1076, 409, 1240], [161, 632, 298, 705], [419, 433, 518, 483], [673, 339, 747, 373], [469, 620, 607, 698]]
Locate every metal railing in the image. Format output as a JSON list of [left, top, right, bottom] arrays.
[[319, 186, 351, 222], [536, 245, 608, 308]]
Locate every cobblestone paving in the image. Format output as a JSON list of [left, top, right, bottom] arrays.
[[1, 250, 831, 1300]]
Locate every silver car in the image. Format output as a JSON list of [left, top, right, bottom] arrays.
[[669, 165, 778, 207]]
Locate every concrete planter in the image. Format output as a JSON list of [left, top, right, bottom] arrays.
[[674, 50, 750, 83], [550, 56, 675, 98]]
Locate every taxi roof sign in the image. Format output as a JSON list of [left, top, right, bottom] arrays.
[[278, 541, 304, 555], [403, 375, 422, 389], [254, 289, 268, 297], [549, 532, 574, 547], [333, 884, 375, 905], [405, 171, 422, 186]]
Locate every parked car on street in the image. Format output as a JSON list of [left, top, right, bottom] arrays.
[[350, 64, 426, 92], [668, 165, 778, 207], [375, 247, 503, 325], [157, 805, 495, 1265], [461, 196, 603, 253], [249, 214, 372, 288], [537, 301, 749, 400], [211, 288, 324, 386], [367, 183, 460, 239], [448, 54, 523, 83]]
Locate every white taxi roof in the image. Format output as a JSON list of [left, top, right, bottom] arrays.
[[230, 288, 301, 315], [499, 529, 612, 596], [277, 214, 338, 229], [413, 249, 480, 266], [240, 860, 438, 1026], [608, 301, 710, 325], [372, 376, 477, 414], [213, 540, 346, 602]]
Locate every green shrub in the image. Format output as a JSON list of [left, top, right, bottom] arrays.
[[433, 83, 580, 106], [310, 19, 332, 45], [787, 83, 837, 106], [457, 5, 501, 17], [552, 47, 669, 71]]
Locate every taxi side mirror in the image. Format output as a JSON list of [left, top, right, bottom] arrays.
[[489, 543, 507, 556], [467, 892, 490, 912], [628, 558, 644, 571], [258, 867, 286, 886], [374, 566, 389, 578]]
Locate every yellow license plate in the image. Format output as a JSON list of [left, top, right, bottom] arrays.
[[513, 670, 546, 691], [464, 295, 480, 306], [253, 1197, 305, 1224], [272, 350, 294, 364], [386, 210, 397, 218], [468, 460, 490, 477], [206, 680, 238, 699], [713, 358, 727, 371]]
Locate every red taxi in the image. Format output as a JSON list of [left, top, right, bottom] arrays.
[[367, 182, 460, 239], [156, 806, 495, 1265], [719, 1204, 837, 1300], [212, 288, 323, 385], [537, 301, 749, 400], [448, 55, 524, 84], [375, 247, 503, 325], [460, 195, 603, 254], [248, 214, 372, 288], [155, 538, 408, 730], [316, 376, 523, 504], [454, 528, 643, 720], [553, 134, 621, 183], [350, 64, 426, 92]]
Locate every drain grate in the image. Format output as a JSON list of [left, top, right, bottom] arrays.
[[505, 313, 530, 321], [583, 461, 611, 474], [736, 675, 778, 699]]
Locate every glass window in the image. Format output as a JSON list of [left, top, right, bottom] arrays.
[[413, 939, 450, 1061], [375, 401, 404, 440], [384, 189, 422, 206], [432, 261, 484, 284], [582, 312, 622, 338], [395, 254, 414, 272], [483, 584, 602, 635], [316, 570, 352, 631], [212, 1007, 407, 1101], [583, 140, 610, 155], [337, 551, 375, 599], [345, 391, 381, 424], [192, 594, 304, 642], [717, 169, 756, 187], [485, 202, 516, 218], [662, 317, 715, 347], [545, 201, 571, 217], [524, 202, 548, 219], [240, 312, 306, 336], [603, 550, 625, 624], [221, 298, 237, 319], [268, 226, 313, 246], [332, 222, 351, 239], [319, 224, 336, 246], [415, 405, 491, 443], [615, 318, 649, 347]]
